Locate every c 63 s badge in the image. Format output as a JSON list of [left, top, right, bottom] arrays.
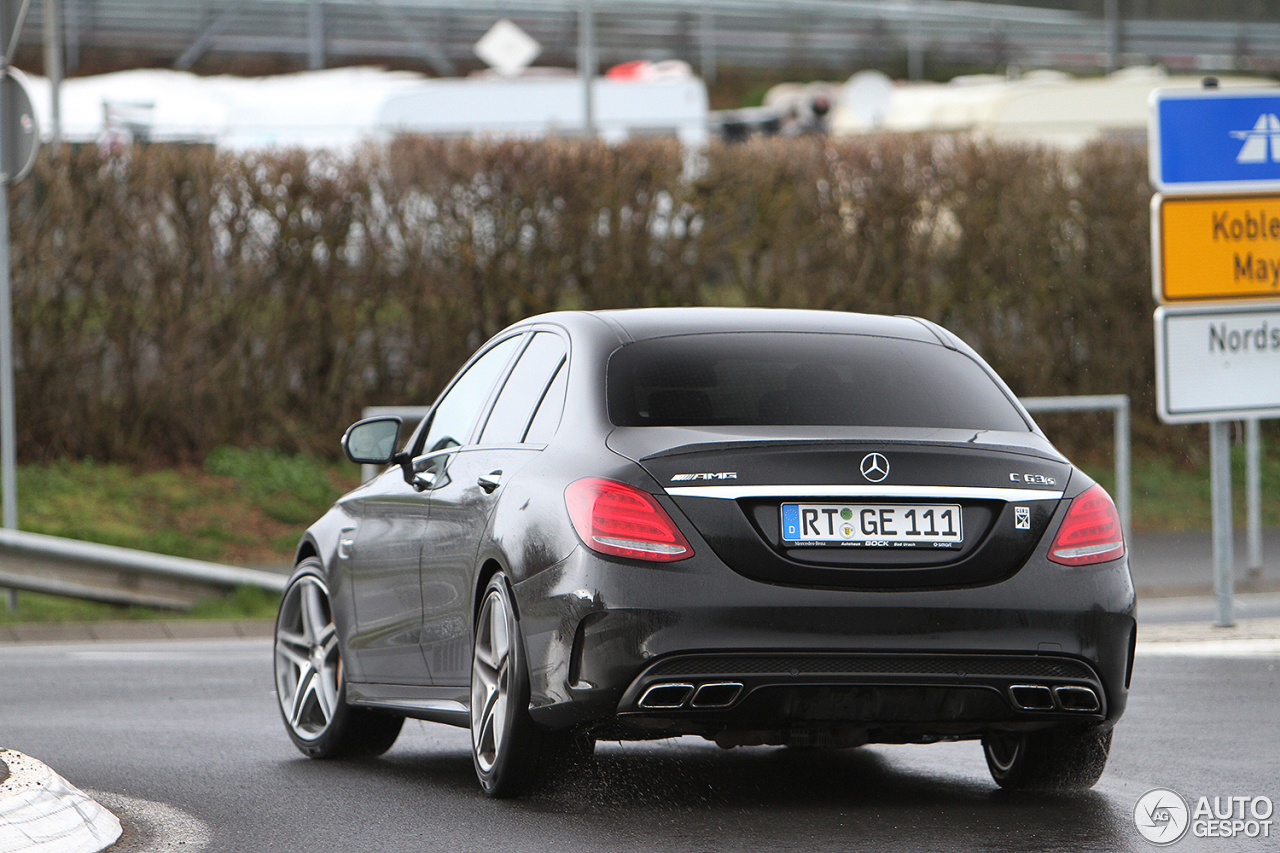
[[671, 472, 738, 481]]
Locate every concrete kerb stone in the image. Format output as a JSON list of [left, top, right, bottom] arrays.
[[0, 750, 121, 853], [0, 619, 274, 645], [1138, 616, 1280, 643]]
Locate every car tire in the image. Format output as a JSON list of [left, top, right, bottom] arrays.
[[982, 726, 1112, 791], [274, 561, 404, 759], [470, 572, 551, 797]]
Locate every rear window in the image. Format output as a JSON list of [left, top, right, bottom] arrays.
[[606, 333, 1029, 432]]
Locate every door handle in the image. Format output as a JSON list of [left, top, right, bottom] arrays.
[[477, 470, 503, 493]]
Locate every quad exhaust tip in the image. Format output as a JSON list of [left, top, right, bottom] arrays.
[[1008, 683, 1100, 713], [1054, 685, 1101, 712], [691, 682, 743, 708], [637, 681, 744, 710], [637, 683, 695, 709]]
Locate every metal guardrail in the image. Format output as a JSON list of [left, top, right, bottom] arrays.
[[18, 1, 1280, 82], [0, 528, 287, 610], [1020, 394, 1131, 537]]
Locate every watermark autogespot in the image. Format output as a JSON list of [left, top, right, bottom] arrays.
[[1135, 789, 1191, 845], [1135, 788, 1274, 845]]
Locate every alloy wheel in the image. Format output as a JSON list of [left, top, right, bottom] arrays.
[[471, 587, 512, 774], [274, 575, 341, 740]]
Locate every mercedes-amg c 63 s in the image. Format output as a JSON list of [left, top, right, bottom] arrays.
[[273, 308, 1134, 797]]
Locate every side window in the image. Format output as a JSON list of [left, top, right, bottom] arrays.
[[523, 360, 568, 444], [419, 335, 523, 455], [479, 333, 568, 445]]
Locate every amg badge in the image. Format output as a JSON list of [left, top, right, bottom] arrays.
[[670, 472, 738, 481]]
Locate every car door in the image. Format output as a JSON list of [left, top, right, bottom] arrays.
[[345, 333, 524, 684], [417, 330, 569, 685]]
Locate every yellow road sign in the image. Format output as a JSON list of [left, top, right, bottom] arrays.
[[1153, 193, 1280, 303]]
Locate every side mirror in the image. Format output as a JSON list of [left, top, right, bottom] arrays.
[[342, 417, 403, 465]]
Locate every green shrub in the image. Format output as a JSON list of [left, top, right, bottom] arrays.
[[10, 135, 1238, 465]]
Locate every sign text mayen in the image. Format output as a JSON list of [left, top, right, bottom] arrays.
[[1155, 194, 1280, 302]]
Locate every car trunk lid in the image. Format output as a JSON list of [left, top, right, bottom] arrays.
[[608, 426, 1070, 589]]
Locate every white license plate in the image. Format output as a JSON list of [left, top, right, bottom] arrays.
[[781, 503, 963, 548]]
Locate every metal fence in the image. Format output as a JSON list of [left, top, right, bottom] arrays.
[[19, 1, 1280, 81], [1020, 394, 1131, 536], [0, 527, 286, 610]]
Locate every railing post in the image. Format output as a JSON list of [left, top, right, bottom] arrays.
[[1246, 418, 1262, 580], [1115, 397, 1131, 538], [1210, 420, 1235, 627], [1018, 395, 1131, 537]]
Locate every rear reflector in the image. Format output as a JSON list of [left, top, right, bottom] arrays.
[[565, 478, 693, 562], [1048, 484, 1125, 566]]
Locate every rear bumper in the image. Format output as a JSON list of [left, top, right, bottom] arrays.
[[515, 545, 1135, 739]]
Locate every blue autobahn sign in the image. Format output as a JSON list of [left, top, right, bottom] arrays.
[[1151, 89, 1280, 193]]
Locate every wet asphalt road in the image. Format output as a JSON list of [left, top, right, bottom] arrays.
[[2, 636, 1278, 853]]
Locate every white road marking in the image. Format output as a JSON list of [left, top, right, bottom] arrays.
[[1136, 638, 1280, 657], [85, 791, 211, 853]]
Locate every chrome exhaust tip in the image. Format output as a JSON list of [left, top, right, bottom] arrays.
[[637, 682, 695, 710], [690, 682, 743, 708], [1054, 685, 1101, 712], [1009, 684, 1055, 711]]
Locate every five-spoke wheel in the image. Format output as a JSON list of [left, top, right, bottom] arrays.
[[470, 573, 546, 796], [274, 561, 403, 758]]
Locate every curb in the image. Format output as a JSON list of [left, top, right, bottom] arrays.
[[0, 619, 274, 645], [0, 750, 121, 853]]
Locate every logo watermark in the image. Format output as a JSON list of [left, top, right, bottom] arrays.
[[1135, 789, 1190, 845], [1136, 788, 1274, 845]]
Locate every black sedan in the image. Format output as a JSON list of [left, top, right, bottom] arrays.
[[273, 308, 1134, 797]]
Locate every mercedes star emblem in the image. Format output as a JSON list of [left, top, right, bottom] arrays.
[[860, 453, 889, 483]]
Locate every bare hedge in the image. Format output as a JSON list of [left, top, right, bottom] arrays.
[[11, 134, 1165, 464]]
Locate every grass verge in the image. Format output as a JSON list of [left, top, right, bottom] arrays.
[[2, 449, 361, 623], [1084, 442, 1280, 533]]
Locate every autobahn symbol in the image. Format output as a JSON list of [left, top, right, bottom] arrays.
[[1233, 113, 1280, 163]]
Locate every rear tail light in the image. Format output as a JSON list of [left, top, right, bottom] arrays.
[[565, 478, 693, 562], [1048, 484, 1125, 566]]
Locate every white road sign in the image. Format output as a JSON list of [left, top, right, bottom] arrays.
[[1155, 302, 1280, 423], [474, 19, 541, 77]]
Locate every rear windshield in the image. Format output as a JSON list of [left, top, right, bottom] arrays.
[[606, 333, 1030, 431]]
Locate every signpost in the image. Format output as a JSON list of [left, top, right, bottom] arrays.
[[0, 0, 34, 611], [1150, 84, 1280, 626]]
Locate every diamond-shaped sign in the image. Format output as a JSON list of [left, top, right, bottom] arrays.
[[474, 19, 541, 77]]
